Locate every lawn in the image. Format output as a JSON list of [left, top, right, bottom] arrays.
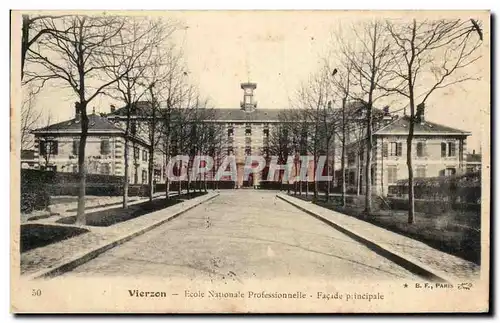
[[56, 192, 207, 227], [21, 224, 89, 253], [293, 194, 481, 264]]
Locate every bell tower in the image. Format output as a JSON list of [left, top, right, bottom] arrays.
[[240, 82, 257, 112]]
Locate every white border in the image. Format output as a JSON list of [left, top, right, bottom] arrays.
[[3, 1, 497, 321]]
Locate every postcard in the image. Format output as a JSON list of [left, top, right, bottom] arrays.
[[11, 9, 490, 313]]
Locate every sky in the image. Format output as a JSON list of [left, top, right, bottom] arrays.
[[22, 10, 490, 153]]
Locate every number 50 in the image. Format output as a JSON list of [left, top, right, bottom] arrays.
[[31, 289, 41, 296]]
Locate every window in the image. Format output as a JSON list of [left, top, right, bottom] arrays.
[[445, 167, 456, 176], [245, 146, 251, 155], [348, 171, 355, 185], [100, 163, 111, 175], [142, 170, 148, 183], [387, 166, 398, 184], [134, 147, 140, 159], [416, 166, 426, 178], [100, 138, 110, 155], [448, 142, 456, 157], [389, 142, 402, 157], [245, 137, 252, 145], [382, 142, 388, 158], [227, 148, 233, 155], [263, 129, 269, 137], [228, 128, 233, 136], [72, 139, 79, 155], [416, 142, 425, 157], [348, 152, 355, 164], [40, 140, 58, 156], [245, 128, 252, 136], [441, 142, 456, 157], [142, 150, 148, 162]]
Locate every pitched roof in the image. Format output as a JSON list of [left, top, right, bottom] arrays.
[[374, 116, 471, 136], [108, 100, 386, 122], [211, 108, 285, 121], [32, 113, 124, 134], [109, 101, 153, 117], [108, 101, 287, 122]]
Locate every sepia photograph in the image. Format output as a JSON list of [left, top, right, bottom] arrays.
[[10, 9, 490, 313]]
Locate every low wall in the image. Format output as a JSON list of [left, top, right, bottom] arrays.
[[388, 197, 480, 215]]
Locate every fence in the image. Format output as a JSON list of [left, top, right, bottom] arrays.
[[387, 171, 481, 213], [21, 169, 149, 213], [155, 181, 236, 192], [388, 171, 481, 202]]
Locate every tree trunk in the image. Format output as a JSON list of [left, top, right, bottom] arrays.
[[407, 102, 416, 224], [148, 147, 154, 202], [364, 104, 373, 216], [123, 137, 130, 209], [186, 159, 190, 195], [21, 15, 29, 80], [165, 153, 170, 200], [165, 130, 171, 200], [178, 160, 182, 197], [75, 103, 89, 225], [293, 161, 299, 195], [325, 143, 330, 202], [357, 153, 361, 196], [313, 154, 318, 201], [306, 173, 309, 198], [341, 99, 347, 207], [341, 142, 346, 208]]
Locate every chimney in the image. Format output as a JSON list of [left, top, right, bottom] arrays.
[[382, 106, 392, 124], [473, 149, 476, 155], [110, 104, 116, 113], [416, 103, 425, 124], [74, 102, 81, 121]]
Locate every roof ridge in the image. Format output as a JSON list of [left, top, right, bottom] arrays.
[[374, 115, 470, 135]]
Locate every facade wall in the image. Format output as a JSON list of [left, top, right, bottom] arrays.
[[346, 134, 468, 196], [122, 139, 152, 184], [34, 134, 150, 179]]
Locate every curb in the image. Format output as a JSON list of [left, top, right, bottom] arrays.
[[277, 194, 454, 283], [27, 192, 219, 280]]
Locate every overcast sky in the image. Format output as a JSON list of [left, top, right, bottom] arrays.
[[26, 11, 489, 153]]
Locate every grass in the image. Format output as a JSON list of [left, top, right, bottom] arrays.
[[56, 192, 207, 227], [50, 196, 102, 205], [293, 194, 481, 265], [21, 224, 89, 253]]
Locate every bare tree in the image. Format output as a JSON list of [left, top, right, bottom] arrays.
[[21, 14, 70, 80], [105, 17, 172, 207], [337, 21, 395, 216], [20, 85, 43, 150], [24, 14, 140, 224], [294, 68, 335, 201], [384, 18, 482, 224], [266, 111, 296, 191], [156, 47, 190, 199], [38, 112, 55, 170], [331, 61, 356, 207]]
